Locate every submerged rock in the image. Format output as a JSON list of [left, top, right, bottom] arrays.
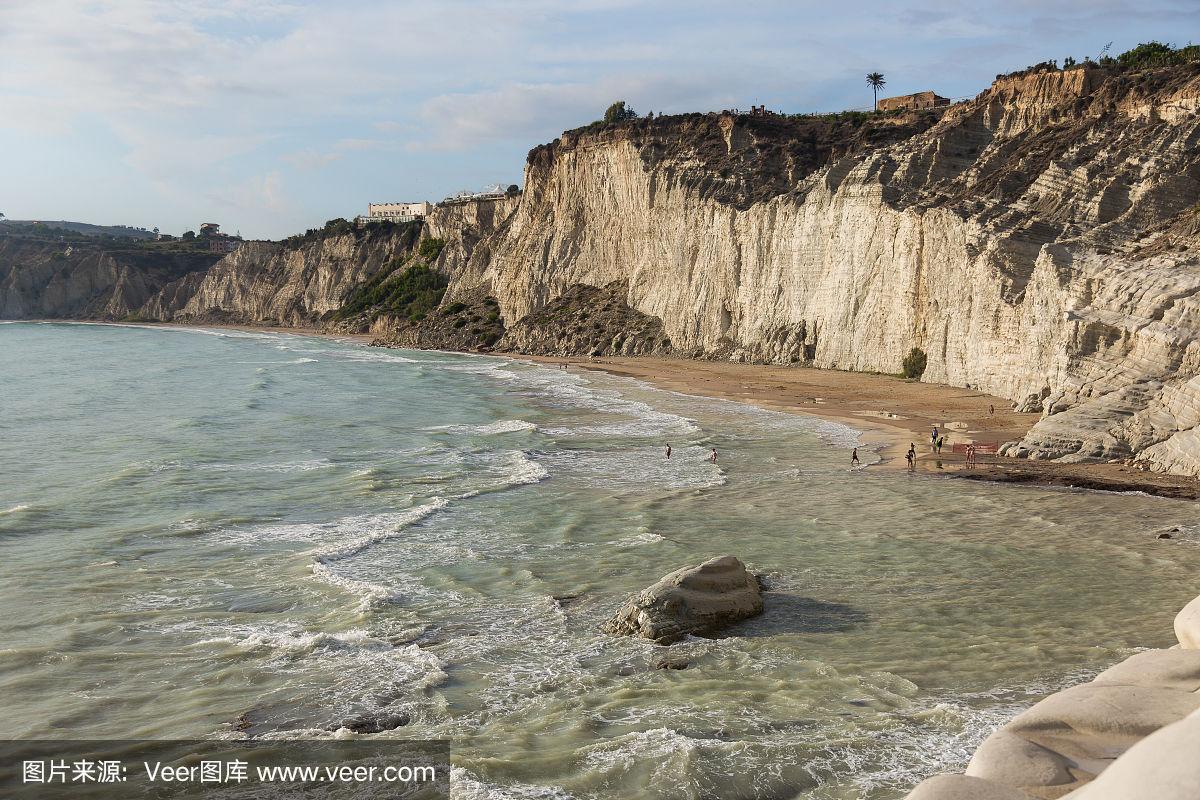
[[601, 555, 763, 645], [332, 711, 411, 734], [653, 655, 690, 670]]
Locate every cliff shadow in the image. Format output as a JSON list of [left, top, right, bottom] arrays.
[[729, 593, 868, 638]]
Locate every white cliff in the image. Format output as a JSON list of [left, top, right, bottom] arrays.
[[7, 63, 1200, 477], [439, 65, 1200, 476]]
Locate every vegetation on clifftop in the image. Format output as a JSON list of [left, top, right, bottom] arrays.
[[1001, 40, 1200, 78], [283, 218, 421, 248]]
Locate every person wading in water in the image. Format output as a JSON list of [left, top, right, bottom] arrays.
[[851, 448, 860, 467], [709, 448, 718, 464], [665, 444, 672, 459]]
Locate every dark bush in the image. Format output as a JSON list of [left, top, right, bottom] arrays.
[[603, 101, 638, 124], [901, 347, 928, 379], [418, 238, 445, 262], [1119, 41, 1181, 69], [323, 218, 354, 237]]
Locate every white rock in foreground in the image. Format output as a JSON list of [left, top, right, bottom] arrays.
[[1063, 708, 1200, 799], [904, 589, 1200, 800], [905, 774, 1031, 800], [1174, 593, 1200, 649]]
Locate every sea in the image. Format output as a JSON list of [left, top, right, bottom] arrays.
[[2, 321, 1199, 799]]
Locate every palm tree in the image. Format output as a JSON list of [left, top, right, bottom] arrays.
[[866, 72, 886, 110]]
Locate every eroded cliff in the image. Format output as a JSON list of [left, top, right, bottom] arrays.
[[6, 61, 1200, 476], [435, 64, 1200, 476], [0, 234, 221, 320], [144, 222, 422, 328]]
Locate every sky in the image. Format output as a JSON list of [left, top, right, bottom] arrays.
[[1, 1, 1196, 239]]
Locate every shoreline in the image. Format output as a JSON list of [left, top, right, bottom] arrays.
[[19, 320, 1200, 499], [518, 354, 1200, 501], [520, 355, 1027, 471]]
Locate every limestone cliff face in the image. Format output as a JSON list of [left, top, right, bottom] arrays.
[[424, 195, 520, 286], [0, 235, 219, 320], [6, 65, 1200, 476], [442, 65, 1200, 476], [141, 223, 421, 328]]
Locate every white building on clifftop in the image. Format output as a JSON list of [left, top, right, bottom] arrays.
[[358, 202, 432, 225]]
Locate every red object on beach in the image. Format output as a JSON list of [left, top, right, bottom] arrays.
[[951, 442, 998, 454]]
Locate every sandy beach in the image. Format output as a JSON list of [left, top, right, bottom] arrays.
[[523, 354, 1200, 500]]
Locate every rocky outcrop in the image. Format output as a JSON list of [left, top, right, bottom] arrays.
[[369, 287, 505, 352], [0, 235, 220, 320], [497, 280, 674, 357], [437, 64, 1200, 477], [364, 198, 519, 351], [601, 555, 763, 645], [903, 590, 1200, 800]]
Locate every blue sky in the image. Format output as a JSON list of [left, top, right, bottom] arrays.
[[1, 1, 1196, 239]]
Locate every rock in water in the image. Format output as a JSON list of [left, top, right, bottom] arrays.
[[332, 711, 411, 734], [601, 555, 763, 644]]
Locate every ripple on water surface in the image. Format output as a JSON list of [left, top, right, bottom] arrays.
[[1, 322, 1198, 798]]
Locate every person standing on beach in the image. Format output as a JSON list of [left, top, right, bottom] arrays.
[[666, 444, 672, 459], [931, 425, 939, 444], [907, 443, 916, 470], [989, 404, 995, 416], [851, 448, 860, 467], [710, 448, 718, 464]]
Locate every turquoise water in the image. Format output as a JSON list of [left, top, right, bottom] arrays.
[[2, 321, 1199, 799]]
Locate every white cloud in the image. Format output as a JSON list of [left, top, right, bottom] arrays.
[[413, 74, 739, 151], [1, 0, 1195, 238], [282, 149, 344, 170]]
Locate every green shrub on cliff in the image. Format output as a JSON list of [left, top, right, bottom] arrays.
[[322, 218, 355, 237], [1006, 42, 1200, 78], [419, 237, 446, 262], [901, 347, 928, 379], [332, 259, 448, 322], [1117, 41, 1200, 70]]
